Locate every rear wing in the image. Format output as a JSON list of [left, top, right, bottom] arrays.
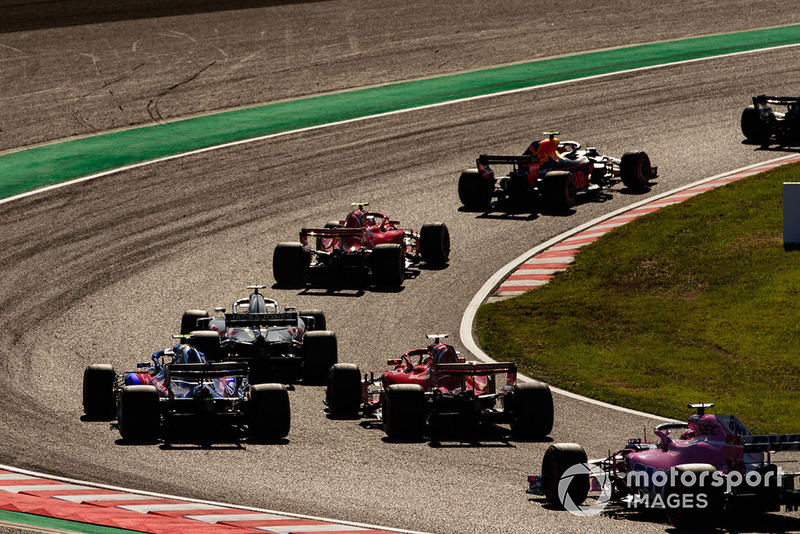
[[300, 228, 363, 239], [167, 361, 249, 379], [434, 362, 516, 374], [432, 362, 517, 389], [741, 433, 800, 453], [225, 312, 298, 327], [477, 154, 535, 166], [753, 95, 800, 107]]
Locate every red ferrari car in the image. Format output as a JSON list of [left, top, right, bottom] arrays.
[[273, 203, 450, 288], [325, 335, 553, 440]]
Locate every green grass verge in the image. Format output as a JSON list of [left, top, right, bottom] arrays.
[[476, 162, 800, 434]]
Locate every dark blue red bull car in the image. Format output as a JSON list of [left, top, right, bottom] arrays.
[[82, 337, 290, 442], [458, 132, 657, 212], [325, 334, 553, 441]]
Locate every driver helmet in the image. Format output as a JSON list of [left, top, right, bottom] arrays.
[[344, 207, 368, 228], [428, 343, 458, 365], [537, 135, 560, 162], [249, 292, 267, 313], [172, 343, 206, 365]]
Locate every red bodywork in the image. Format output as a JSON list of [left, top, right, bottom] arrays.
[[359, 342, 516, 409], [300, 209, 410, 254]]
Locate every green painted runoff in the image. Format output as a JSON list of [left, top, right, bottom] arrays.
[[2, 24, 799, 199]]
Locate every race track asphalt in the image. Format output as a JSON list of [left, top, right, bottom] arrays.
[[1, 2, 800, 533]]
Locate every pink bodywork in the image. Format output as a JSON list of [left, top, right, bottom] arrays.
[[625, 414, 762, 476]]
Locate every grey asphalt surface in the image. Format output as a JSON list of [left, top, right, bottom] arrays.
[[1, 2, 799, 533]]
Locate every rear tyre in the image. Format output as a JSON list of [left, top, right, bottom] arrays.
[[741, 104, 769, 143], [382, 384, 426, 441], [509, 380, 553, 438], [82, 364, 116, 419], [419, 222, 450, 266], [620, 151, 652, 190], [302, 330, 338, 384], [326, 363, 362, 417], [187, 330, 222, 361], [664, 464, 722, 529], [371, 243, 405, 288], [541, 443, 589, 508], [299, 309, 326, 331], [118, 385, 160, 442], [458, 170, 493, 210], [273, 242, 310, 287], [248, 383, 291, 441], [180, 310, 208, 335], [542, 171, 576, 210]]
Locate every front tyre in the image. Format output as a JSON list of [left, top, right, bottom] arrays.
[[620, 151, 652, 190], [419, 222, 450, 266], [541, 443, 589, 508]]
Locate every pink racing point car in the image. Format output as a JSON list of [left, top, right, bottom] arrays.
[[272, 202, 450, 288], [529, 403, 800, 528], [325, 334, 553, 441]]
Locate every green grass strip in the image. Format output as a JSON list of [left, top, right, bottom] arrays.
[[477, 162, 800, 434], [0, 509, 143, 534], [2, 24, 800, 199]]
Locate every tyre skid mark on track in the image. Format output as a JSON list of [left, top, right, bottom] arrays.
[[0, 466, 424, 534]]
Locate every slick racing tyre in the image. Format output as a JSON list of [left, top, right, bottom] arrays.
[[741, 105, 770, 144], [299, 309, 326, 331], [302, 330, 338, 384], [82, 364, 117, 419], [620, 151, 653, 190], [382, 384, 426, 441], [180, 309, 209, 335], [248, 383, 291, 441], [541, 443, 589, 508], [509, 380, 553, 438], [326, 363, 362, 418], [542, 171, 576, 210], [371, 243, 405, 288], [118, 385, 160, 442], [273, 242, 310, 287], [419, 222, 450, 266], [664, 464, 722, 529], [458, 170, 493, 210], [187, 330, 222, 362]]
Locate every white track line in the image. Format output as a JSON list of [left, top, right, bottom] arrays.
[[2, 41, 798, 208], [459, 154, 800, 421]]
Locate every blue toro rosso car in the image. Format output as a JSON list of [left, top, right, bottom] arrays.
[[82, 337, 290, 442]]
